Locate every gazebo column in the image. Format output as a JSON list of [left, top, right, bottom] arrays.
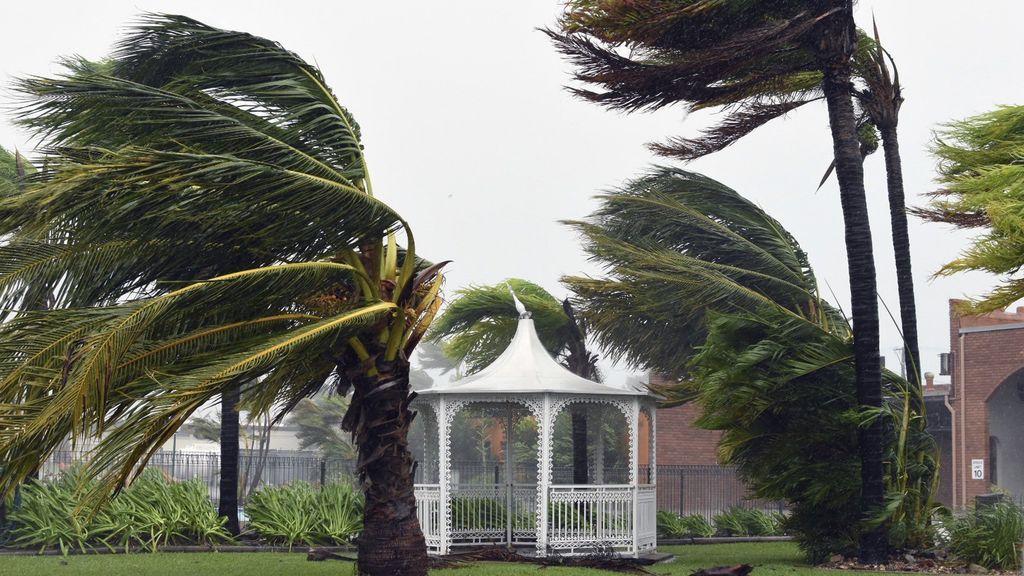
[[535, 393, 553, 557], [630, 397, 640, 557], [592, 404, 604, 484], [438, 396, 451, 555]]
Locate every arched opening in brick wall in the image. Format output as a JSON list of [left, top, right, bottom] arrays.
[[986, 368, 1024, 500]]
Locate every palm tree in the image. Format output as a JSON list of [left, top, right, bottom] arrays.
[[914, 105, 1024, 312], [0, 16, 444, 575], [563, 166, 935, 560], [852, 26, 920, 393], [426, 279, 599, 483], [549, 1, 887, 560], [219, 385, 242, 535]]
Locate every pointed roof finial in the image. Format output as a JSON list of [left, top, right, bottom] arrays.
[[507, 283, 531, 319]]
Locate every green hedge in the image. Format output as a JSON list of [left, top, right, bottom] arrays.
[[657, 508, 786, 538]]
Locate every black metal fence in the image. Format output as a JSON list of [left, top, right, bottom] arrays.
[[41, 451, 783, 517]]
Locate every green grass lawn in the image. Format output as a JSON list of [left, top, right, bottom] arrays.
[[0, 542, 903, 576]]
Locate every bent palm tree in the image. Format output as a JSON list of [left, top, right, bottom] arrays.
[[564, 166, 935, 559], [0, 16, 443, 575], [549, 2, 887, 560], [427, 279, 599, 483]]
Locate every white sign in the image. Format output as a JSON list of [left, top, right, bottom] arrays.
[[971, 459, 985, 480]]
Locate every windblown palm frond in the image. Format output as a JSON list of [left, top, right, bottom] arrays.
[[0, 14, 405, 313], [563, 166, 834, 378], [914, 105, 1024, 313]]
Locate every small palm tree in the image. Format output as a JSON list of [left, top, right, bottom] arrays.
[[0, 16, 443, 574], [427, 279, 599, 483]]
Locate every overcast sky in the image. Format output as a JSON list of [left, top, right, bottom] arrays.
[[2, 1, 1021, 385]]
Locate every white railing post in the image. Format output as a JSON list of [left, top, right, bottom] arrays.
[[631, 397, 640, 557]]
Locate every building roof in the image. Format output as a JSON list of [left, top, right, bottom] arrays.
[[419, 316, 649, 396]]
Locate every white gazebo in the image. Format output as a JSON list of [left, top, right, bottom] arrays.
[[412, 296, 657, 557]]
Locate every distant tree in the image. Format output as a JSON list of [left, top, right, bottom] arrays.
[[290, 394, 357, 460], [915, 105, 1024, 312]]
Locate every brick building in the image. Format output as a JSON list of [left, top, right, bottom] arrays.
[[648, 373, 722, 466], [931, 299, 1024, 509]]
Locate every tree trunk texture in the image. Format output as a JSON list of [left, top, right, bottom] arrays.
[[571, 409, 588, 484], [880, 127, 922, 396], [347, 362, 427, 576], [816, 2, 888, 563], [218, 384, 241, 536]]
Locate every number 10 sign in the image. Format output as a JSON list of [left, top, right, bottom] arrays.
[[971, 459, 985, 480]]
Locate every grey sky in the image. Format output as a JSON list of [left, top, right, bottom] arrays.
[[2, 1, 1021, 384]]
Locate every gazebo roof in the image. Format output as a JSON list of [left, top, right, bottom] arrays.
[[419, 316, 650, 396]]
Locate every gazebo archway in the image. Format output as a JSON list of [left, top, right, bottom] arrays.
[[412, 296, 657, 557]]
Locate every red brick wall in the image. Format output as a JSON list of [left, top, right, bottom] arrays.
[[650, 373, 722, 465], [947, 300, 1024, 507]]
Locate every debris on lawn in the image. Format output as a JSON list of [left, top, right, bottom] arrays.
[[306, 548, 355, 562], [690, 564, 754, 576]]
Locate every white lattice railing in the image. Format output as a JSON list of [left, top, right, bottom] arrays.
[[547, 485, 635, 551], [414, 484, 441, 552], [511, 484, 538, 542], [450, 483, 506, 542], [637, 485, 657, 551], [417, 482, 656, 555]]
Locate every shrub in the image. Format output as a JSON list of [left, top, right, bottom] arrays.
[[657, 511, 715, 538], [948, 499, 1024, 570], [689, 308, 938, 562], [245, 481, 362, 547], [712, 507, 785, 537], [8, 466, 231, 554]]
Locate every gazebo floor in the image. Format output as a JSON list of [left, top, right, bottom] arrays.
[[442, 544, 675, 565]]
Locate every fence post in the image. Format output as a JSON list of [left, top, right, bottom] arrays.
[[319, 459, 327, 487], [678, 468, 685, 515]]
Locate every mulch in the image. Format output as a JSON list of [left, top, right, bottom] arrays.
[[821, 552, 1014, 575]]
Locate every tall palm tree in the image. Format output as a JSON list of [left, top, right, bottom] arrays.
[[426, 279, 599, 483], [852, 26, 919, 393], [0, 16, 444, 575], [549, 1, 887, 560], [914, 105, 1024, 312]]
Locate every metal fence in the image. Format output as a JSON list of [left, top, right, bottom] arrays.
[[40, 451, 783, 517]]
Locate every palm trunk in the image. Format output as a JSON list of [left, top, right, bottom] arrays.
[[348, 362, 427, 576], [879, 127, 921, 395], [818, 6, 887, 562], [218, 384, 241, 536], [571, 409, 588, 484]]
